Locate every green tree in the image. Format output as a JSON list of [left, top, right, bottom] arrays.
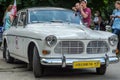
[[0, 0, 117, 21], [88, 0, 115, 19]]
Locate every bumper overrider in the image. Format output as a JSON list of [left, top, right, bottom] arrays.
[[41, 54, 119, 68]]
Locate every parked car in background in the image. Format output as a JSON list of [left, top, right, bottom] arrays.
[[2, 7, 119, 78]]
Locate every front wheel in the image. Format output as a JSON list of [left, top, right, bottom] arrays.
[[96, 65, 106, 75], [33, 46, 43, 78]]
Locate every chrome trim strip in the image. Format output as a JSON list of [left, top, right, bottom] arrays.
[[3, 34, 42, 41]]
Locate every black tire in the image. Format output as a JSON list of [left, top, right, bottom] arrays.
[[4, 43, 14, 63], [3, 43, 6, 59], [96, 65, 106, 75], [27, 62, 33, 71], [33, 46, 43, 78]]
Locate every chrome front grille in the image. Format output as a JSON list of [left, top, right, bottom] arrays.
[[87, 41, 109, 54], [54, 41, 84, 54]]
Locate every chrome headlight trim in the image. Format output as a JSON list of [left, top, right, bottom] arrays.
[[108, 35, 118, 46], [45, 35, 57, 47]]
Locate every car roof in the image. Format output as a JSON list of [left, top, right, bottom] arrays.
[[18, 7, 71, 12], [28, 7, 70, 11]]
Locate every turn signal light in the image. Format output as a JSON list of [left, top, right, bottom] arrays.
[[116, 49, 119, 55], [42, 50, 50, 55]]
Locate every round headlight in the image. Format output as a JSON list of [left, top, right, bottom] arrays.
[[108, 35, 118, 46], [45, 35, 57, 47]]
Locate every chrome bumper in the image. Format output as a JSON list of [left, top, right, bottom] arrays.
[[41, 55, 119, 68]]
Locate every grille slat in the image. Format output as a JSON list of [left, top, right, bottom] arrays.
[[54, 41, 84, 54], [87, 41, 109, 54]]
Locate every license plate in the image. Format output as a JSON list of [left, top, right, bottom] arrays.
[[73, 61, 100, 69]]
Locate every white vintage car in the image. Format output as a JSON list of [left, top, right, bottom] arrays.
[[2, 7, 119, 77]]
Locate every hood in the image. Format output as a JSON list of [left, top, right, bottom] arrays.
[[26, 23, 113, 40]]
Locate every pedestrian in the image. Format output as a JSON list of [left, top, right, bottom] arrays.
[[72, 3, 83, 24], [72, 0, 91, 28], [93, 11, 102, 30], [79, 0, 91, 28], [3, 5, 14, 31], [72, 2, 81, 12], [110, 1, 120, 54]]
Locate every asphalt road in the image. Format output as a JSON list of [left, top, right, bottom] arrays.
[[0, 50, 120, 80]]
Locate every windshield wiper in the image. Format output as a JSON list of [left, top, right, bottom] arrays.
[[50, 20, 64, 23]]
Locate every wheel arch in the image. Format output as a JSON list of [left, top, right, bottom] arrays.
[[27, 42, 35, 64], [3, 38, 6, 46], [3, 37, 7, 47], [27, 40, 40, 63], [3, 37, 8, 58]]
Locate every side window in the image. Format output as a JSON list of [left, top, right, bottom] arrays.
[[12, 15, 18, 26], [18, 12, 26, 26]]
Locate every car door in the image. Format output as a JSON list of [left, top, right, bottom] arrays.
[[7, 14, 19, 54], [15, 11, 27, 58]]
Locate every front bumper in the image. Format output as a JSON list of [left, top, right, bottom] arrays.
[[41, 55, 119, 68]]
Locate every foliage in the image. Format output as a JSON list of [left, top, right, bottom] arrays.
[[88, 0, 115, 19], [0, 0, 117, 20]]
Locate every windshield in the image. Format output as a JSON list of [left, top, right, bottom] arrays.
[[29, 10, 81, 24]]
